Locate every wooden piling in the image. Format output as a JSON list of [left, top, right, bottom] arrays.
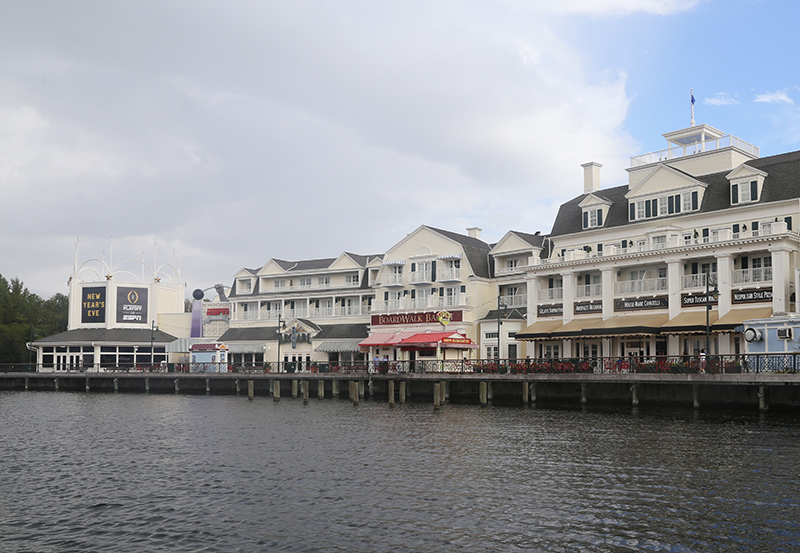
[[174, 378, 179, 394], [248, 379, 254, 400], [479, 381, 487, 407], [631, 383, 639, 407], [54, 377, 59, 392], [332, 380, 339, 397], [273, 379, 280, 401], [439, 381, 446, 404], [145, 377, 150, 393], [433, 382, 441, 410], [303, 380, 309, 404], [388, 380, 395, 405], [487, 382, 493, 402], [318, 380, 325, 399], [85, 377, 90, 393], [692, 384, 700, 410], [235, 379, 240, 395], [206, 378, 211, 395], [114, 377, 119, 393], [522, 381, 529, 404], [581, 382, 587, 405], [359, 380, 365, 399], [351, 381, 359, 405], [531, 382, 537, 403], [291, 379, 298, 399], [24, 377, 29, 391], [759, 385, 769, 413], [399, 380, 406, 404]]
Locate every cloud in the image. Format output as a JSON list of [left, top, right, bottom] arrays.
[[491, 0, 699, 16], [754, 90, 794, 104], [703, 92, 739, 106]]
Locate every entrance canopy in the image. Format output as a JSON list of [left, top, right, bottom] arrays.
[[358, 331, 419, 347], [714, 307, 773, 331], [662, 310, 718, 334]]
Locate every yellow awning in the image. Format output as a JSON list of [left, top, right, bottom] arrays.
[[515, 319, 564, 340], [714, 307, 773, 330], [662, 310, 718, 334], [578, 313, 670, 337], [551, 317, 603, 337]]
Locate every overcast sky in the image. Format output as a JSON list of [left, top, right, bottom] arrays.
[[3, 0, 800, 298]]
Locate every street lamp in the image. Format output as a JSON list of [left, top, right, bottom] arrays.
[[276, 315, 285, 372], [497, 294, 507, 363], [705, 273, 719, 356], [150, 320, 158, 370]]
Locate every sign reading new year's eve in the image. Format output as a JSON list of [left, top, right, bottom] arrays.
[[117, 287, 148, 324], [614, 296, 668, 312], [732, 288, 773, 304], [81, 286, 106, 323]]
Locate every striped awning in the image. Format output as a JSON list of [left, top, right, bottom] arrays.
[[314, 339, 363, 353]]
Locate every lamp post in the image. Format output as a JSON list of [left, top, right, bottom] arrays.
[[276, 314, 285, 372], [497, 294, 507, 364], [150, 320, 158, 370], [705, 273, 719, 356]]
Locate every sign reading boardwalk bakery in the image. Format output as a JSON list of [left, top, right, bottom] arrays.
[[372, 310, 463, 326], [614, 296, 668, 312]]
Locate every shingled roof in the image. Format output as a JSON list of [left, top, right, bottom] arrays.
[[550, 149, 800, 237]]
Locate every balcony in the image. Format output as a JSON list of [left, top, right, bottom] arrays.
[[437, 268, 461, 282], [384, 274, 404, 286], [682, 273, 717, 289], [615, 278, 667, 295], [575, 284, 602, 298], [733, 267, 772, 285], [335, 305, 363, 317], [500, 294, 527, 307], [496, 264, 527, 276], [284, 308, 307, 319], [409, 271, 433, 284], [538, 288, 563, 302], [630, 134, 759, 167], [309, 307, 333, 318], [371, 294, 470, 312]]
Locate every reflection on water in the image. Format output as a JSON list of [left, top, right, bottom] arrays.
[[1, 392, 799, 552]]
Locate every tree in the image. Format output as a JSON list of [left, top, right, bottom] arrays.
[[0, 275, 69, 363]]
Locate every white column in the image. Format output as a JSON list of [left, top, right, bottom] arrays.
[[526, 274, 540, 325], [716, 255, 733, 317], [667, 260, 682, 319], [562, 272, 575, 324], [601, 269, 615, 320], [772, 248, 791, 313]]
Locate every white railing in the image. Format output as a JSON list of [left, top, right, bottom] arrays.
[[384, 274, 404, 285], [437, 269, 461, 281], [733, 267, 773, 284], [283, 308, 307, 319], [371, 294, 470, 312], [682, 273, 717, 289], [410, 271, 433, 283], [500, 294, 527, 307], [538, 288, 563, 301], [630, 134, 759, 167], [309, 307, 333, 318], [334, 306, 362, 317], [575, 284, 602, 298], [242, 311, 259, 320], [495, 265, 526, 275], [615, 278, 668, 295]]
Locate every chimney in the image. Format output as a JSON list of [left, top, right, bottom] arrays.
[[581, 162, 602, 194], [467, 227, 482, 240]]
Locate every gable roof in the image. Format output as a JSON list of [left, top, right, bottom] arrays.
[[425, 226, 492, 278]]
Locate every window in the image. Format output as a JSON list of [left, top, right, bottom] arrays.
[[346, 274, 359, 286], [506, 259, 519, 269], [238, 280, 252, 294], [732, 180, 758, 204], [299, 277, 312, 289], [543, 344, 560, 359], [318, 276, 330, 287], [273, 279, 286, 290], [583, 208, 604, 229], [485, 332, 499, 339], [630, 191, 697, 221], [652, 235, 667, 249]]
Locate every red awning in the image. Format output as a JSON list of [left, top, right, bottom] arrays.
[[398, 332, 478, 349]]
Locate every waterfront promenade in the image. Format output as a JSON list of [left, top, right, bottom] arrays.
[[2, 364, 800, 411]]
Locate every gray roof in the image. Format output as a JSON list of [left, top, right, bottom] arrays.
[[34, 328, 177, 345], [218, 327, 278, 341], [426, 226, 492, 278], [314, 323, 369, 340], [479, 308, 527, 322], [550, 149, 800, 237]]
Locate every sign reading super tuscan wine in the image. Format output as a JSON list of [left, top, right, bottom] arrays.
[[81, 286, 106, 323], [117, 287, 148, 323], [372, 310, 463, 326], [614, 296, 668, 312]]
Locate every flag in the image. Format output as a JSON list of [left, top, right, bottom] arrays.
[[691, 93, 695, 105]]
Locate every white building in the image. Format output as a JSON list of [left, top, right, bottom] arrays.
[[517, 122, 798, 359]]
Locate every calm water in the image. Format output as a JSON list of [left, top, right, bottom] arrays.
[[1, 392, 799, 553]]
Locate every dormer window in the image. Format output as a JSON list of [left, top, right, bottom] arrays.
[[582, 208, 604, 229], [731, 180, 758, 204], [629, 191, 698, 221]]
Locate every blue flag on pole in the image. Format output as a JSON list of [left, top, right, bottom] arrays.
[[691, 94, 695, 105]]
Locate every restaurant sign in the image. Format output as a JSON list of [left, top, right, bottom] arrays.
[[681, 293, 719, 307], [574, 301, 602, 315], [81, 286, 106, 323], [537, 304, 563, 317], [116, 287, 148, 324], [372, 311, 463, 326], [732, 288, 773, 304], [614, 296, 668, 312]]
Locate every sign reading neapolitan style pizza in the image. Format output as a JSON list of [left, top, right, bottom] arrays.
[[732, 288, 772, 304], [614, 296, 668, 312], [81, 286, 106, 323], [116, 287, 148, 324], [372, 311, 463, 326]]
